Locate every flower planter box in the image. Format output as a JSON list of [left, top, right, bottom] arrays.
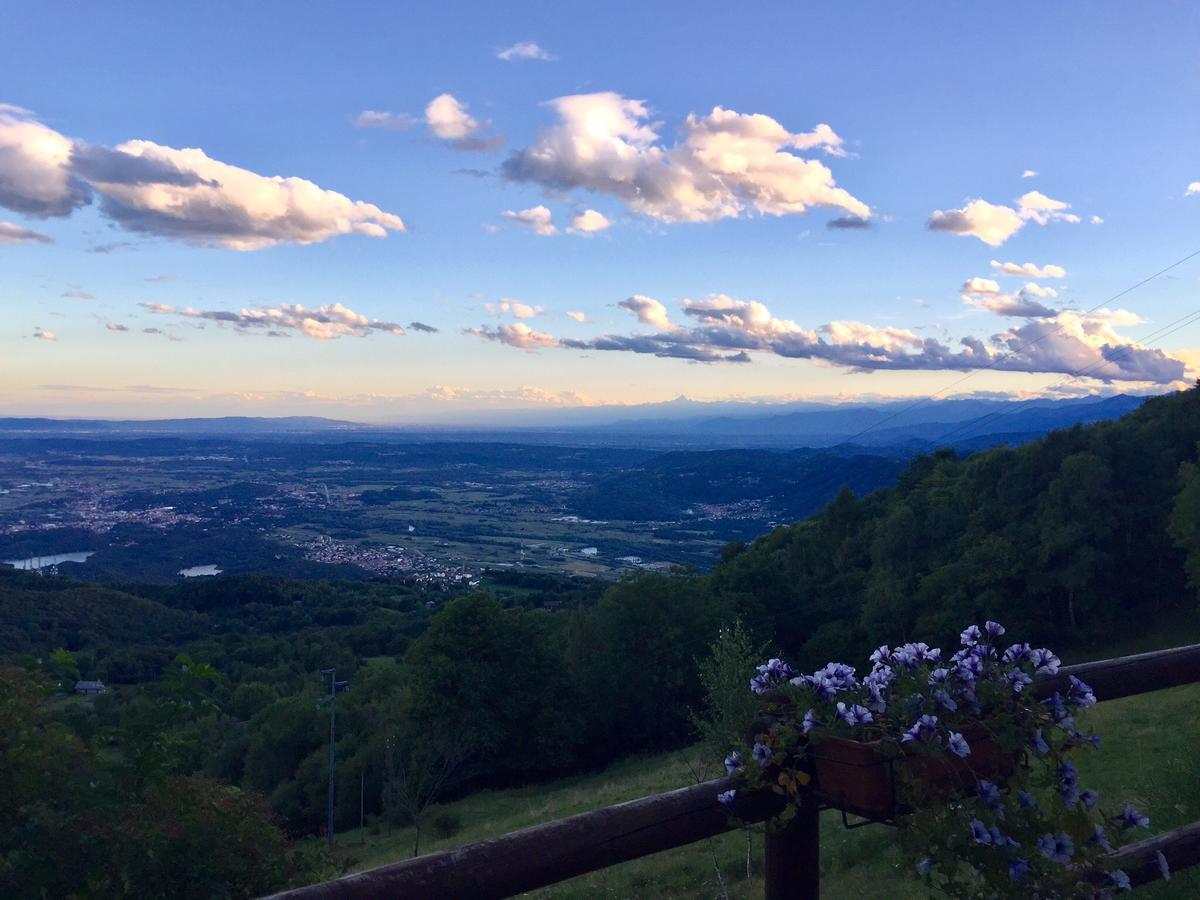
[[809, 724, 1016, 821]]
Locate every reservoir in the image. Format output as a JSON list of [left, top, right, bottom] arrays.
[[179, 564, 222, 577], [3, 551, 95, 570]]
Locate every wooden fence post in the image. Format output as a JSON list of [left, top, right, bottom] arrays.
[[763, 798, 819, 899]]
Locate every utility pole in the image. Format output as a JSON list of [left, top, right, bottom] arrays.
[[319, 668, 350, 850]]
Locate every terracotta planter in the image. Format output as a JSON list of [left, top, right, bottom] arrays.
[[809, 724, 1016, 821]]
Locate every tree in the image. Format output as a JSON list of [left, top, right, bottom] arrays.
[[1169, 448, 1200, 594], [381, 730, 465, 856]]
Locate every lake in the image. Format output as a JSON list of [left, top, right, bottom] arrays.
[[179, 564, 223, 577], [3, 551, 95, 570]]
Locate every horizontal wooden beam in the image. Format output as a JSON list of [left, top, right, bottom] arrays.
[[263, 778, 785, 900], [268, 643, 1200, 899], [1037, 642, 1200, 703], [1108, 820, 1200, 887]]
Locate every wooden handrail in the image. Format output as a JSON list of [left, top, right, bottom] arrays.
[[263, 642, 1200, 900]]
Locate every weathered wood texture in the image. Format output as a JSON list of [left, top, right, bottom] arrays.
[[264, 643, 1200, 899], [1037, 643, 1200, 702], [763, 799, 820, 900], [263, 778, 785, 900], [1110, 820, 1200, 887]]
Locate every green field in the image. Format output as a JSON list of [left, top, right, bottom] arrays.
[[326, 683, 1200, 898]]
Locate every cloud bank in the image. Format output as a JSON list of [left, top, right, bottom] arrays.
[[0, 106, 405, 249], [141, 301, 411, 340]]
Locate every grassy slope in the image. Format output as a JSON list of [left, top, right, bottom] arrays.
[[328, 682, 1200, 898]]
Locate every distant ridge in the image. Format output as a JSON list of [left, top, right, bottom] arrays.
[[0, 416, 364, 434]]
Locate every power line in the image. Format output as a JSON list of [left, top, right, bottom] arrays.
[[830, 246, 1200, 449]]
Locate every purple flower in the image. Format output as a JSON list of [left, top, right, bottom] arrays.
[[1068, 675, 1097, 707], [934, 689, 958, 712], [869, 644, 892, 666], [1002, 642, 1033, 663], [1018, 790, 1037, 810], [915, 858, 934, 875], [947, 731, 970, 758], [1091, 824, 1114, 853], [864, 681, 888, 713], [1031, 729, 1050, 754], [1031, 647, 1060, 676], [1157, 849, 1171, 881], [1004, 669, 1033, 693], [928, 667, 949, 685], [1117, 804, 1150, 830], [1038, 831, 1074, 865], [969, 818, 992, 845], [836, 702, 873, 727], [802, 709, 819, 734], [1110, 869, 1132, 891], [717, 789, 737, 811], [749, 674, 769, 695], [901, 714, 939, 743], [977, 779, 1004, 811], [752, 658, 793, 694], [723, 750, 744, 775], [960, 625, 982, 647], [990, 825, 1018, 848], [1008, 857, 1030, 881], [1081, 788, 1100, 810], [984, 620, 1006, 641], [752, 742, 772, 767]]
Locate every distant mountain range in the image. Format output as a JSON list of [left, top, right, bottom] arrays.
[[0, 393, 1158, 451]]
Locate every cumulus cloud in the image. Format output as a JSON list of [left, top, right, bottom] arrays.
[[619, 294, 673, 329], [485, 299, 543, 318], [0, 106, 405, 250], [568, 209, 610, 234], [501, 205, 556, 236], [353, 110, 417, 130], [1022, 169, 1038, 178], [464, 321, 560, 350], [961, 278, 1057, 318], [502, 92, 868, 224], [990, 259, 1066, 279], [496, 41, 555, 61], [408, 320, 438, 333], [141, 301, 407, 340], [1090, 215, 1104, 224], [928, 191, 1080, 246], [33, 328, 56, 341], [425, 93, 501, 151], [507, 292, 1183, 383], [105, 322, 129, 332], [0, 221, 52, 244], [566, 310, 591, 323], [1187, 182, 1200, 196]]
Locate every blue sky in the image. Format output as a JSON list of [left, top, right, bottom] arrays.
[[2, 1, 1199, 420]]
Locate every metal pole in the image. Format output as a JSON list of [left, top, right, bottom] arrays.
[[763, 798, 820, 900], [328, 669, 337, 850]]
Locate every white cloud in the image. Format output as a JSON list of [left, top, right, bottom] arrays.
[[425, 93, 501, 151], [105, 322, 129, 332], [34, 328, 56, 341], [464, 321, 560, 350], [1186, 182, 1200, 196], [496, 41, 555, 62], [961, 279, 1057, 318], [0, 107, 89, 217], [619, 295, 673, 329], [353, 110, 417, 130], [962, 276, 1001, 295], [928, 191, 1081, 246], [568, 209, 610, 234], [141, 301, 407, 339], [537, 292, 1184, 382], [0, 221, 52, 244], [427, 385, 593, 406], [501, 205, 556, 236], [1090, 215, 1104, 224], [502, 92, 868, 224], [1021, 282, 1057, 299], [0, 107, 406, 250], [1022, 169, 1038, 178], [990, 260, 1067, 279], [566, 310, 591, 323], [62, 290, 94, 300], [485, 299, 543, 318]]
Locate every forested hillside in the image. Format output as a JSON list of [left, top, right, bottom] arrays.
[[4, 386, 1200, 897]]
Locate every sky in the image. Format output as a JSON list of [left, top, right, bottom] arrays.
[[2, 1, 1199, 422]]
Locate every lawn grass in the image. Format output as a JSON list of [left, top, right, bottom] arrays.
[[327, 683, 1200, 898]]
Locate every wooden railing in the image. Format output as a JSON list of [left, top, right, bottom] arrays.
[[264, 643, 1200, 899]]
